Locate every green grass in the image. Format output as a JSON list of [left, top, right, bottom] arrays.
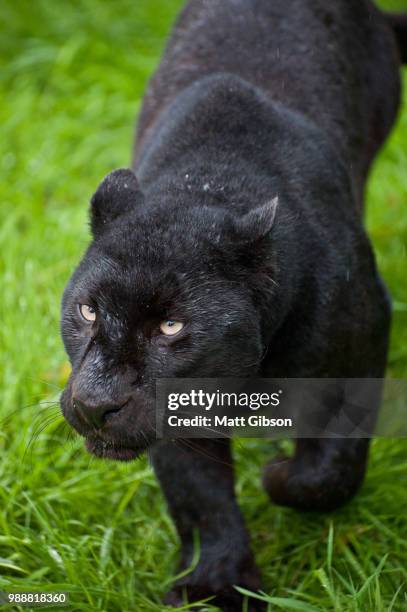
[[1, 0, 407, 610]]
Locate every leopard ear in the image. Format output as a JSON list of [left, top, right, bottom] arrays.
[[233, 197, 278, 242], [90, 168, 144, 236]]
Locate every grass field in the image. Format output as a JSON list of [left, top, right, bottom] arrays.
[[1, 1, 407, 610]]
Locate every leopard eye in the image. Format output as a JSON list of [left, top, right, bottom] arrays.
[[79, 304, 97, 323], [159, 320, 184, 336]]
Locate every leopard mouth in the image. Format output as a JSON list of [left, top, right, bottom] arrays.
[[85, 436, 145, 461], [84, 431, 156, 461]]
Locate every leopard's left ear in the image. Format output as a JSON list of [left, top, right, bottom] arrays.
[[233, 196, 278, 242], [90, 168, 144, 236]]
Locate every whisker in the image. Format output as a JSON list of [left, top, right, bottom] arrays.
[[24, 377, 64, 392], [23, 413, 65, 458], [28, 407, 62, 433], [0, 400, 61, 427], [174, 438, 234, 468]]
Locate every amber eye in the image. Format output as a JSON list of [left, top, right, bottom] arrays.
[[159, 320, 184, 336], [79, 304, 96, 323]]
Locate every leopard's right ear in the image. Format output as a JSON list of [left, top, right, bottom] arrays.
[[90, 168, 144, 236]]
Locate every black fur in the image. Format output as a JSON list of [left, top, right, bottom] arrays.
[[387, 12, 407, 63], [60, 1, 405, 609]]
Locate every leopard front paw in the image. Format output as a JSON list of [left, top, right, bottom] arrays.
[[164, 554, 265, 611]]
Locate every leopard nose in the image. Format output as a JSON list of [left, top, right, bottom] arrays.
[[72, 397, 125, 429]]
